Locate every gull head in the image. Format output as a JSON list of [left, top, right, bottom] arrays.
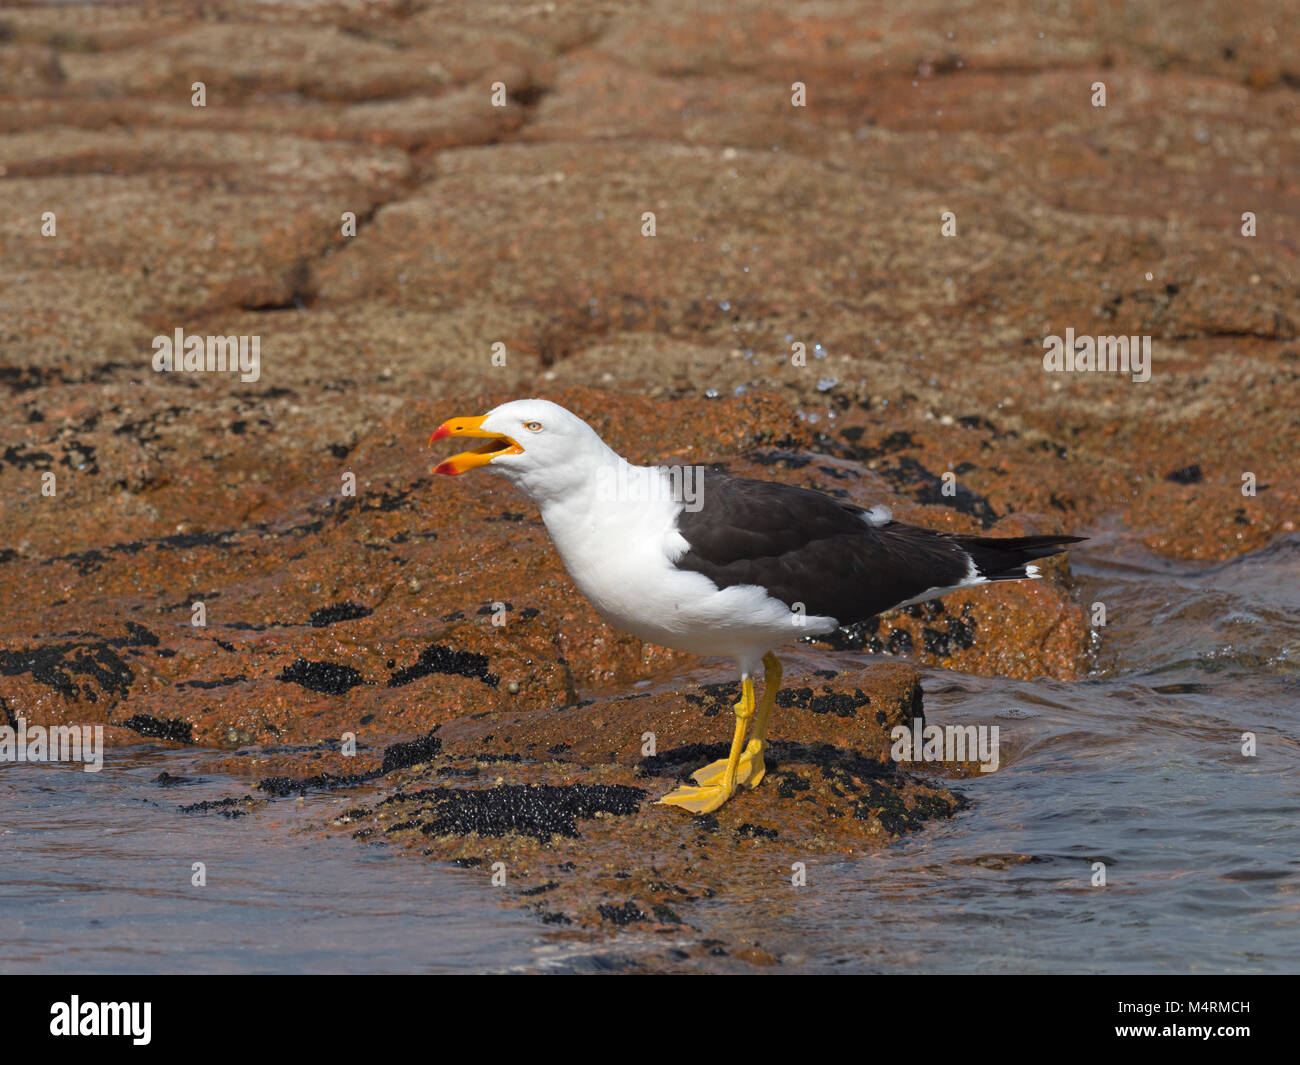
[[431, 398, 616, 502]]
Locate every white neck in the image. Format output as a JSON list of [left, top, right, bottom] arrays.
[[533, 458, 680, 581]]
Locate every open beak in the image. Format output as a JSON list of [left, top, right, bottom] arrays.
[[430, 415, 523, 476]]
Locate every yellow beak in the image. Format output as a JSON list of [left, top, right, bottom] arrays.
[[430, 414, 523, 476]]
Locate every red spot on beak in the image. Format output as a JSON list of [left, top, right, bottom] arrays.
[[433, 460, 459, 476], [430, 424, 452, 443]]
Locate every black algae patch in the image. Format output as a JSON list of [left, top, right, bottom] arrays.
[[418, 783, 646, 842], [108, 621, 160, 648], [309, 601, 374, 627], [256, 732, 444, 797], [120, 714, 192, 744], [921, 612, 977, 655], [887, 629, 914, 655], [359, 484, 421, 513], [682, 680, 740, 718], [1166, 463, 1203, 484], [790, 742, 899, 784], [153, 771, 198, 787], [0, 639, 135, 700], [852, 779, 969, 836], [880, 456, 998, 528], [839, 429, 916, 460], [388, 644, 498, 688], [1, 444, 55, 469], [44, 526, 245, 575], [812, 611, 969, 657], [598, 901, 647, 925], [178, 797, 252, 818], [774, 686, 867, 717], [257, 770, 377, 797], [380, 732, 442, 773], [276, 657, 366, 694], [774, 771, 811, 799], [810, 615, 879, 652]]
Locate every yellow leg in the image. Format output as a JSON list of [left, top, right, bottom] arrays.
[[659, 676, 755, 813], [747, 651, 782, 785], [691, 653, 781, 789]]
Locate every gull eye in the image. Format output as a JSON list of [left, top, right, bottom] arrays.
[[523, 421, 543, 432]]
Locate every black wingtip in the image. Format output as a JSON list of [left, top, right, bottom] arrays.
[[956, 533, 1085, 580]]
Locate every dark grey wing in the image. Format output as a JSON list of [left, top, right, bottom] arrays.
[[673, 472, 971, 624]]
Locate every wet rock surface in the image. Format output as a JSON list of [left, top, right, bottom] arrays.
[[2, 0, 1295, 966], [229, 661, 968, 943]]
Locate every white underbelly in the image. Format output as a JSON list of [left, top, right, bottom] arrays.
[[561, 540, 837, 660]]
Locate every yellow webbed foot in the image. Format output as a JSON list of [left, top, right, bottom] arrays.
[[660, 676, 759, 814], [657, 781, 736, 813], [689, 741, 766, 789]]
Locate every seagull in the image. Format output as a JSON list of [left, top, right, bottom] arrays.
[[432, 398, 1083, 813]]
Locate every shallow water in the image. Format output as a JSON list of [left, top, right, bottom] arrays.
[[0, 753, 551, 974], [694, 533, 1299, 973], [3, 534, 1297, 973]]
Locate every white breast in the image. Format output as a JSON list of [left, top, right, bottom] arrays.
[[538, 463, 837, 668]]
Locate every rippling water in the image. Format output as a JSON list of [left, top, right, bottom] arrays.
[[0, 755, 547, 973], [3, 535, 1296, 973], [700, 533, 1299, 973]]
